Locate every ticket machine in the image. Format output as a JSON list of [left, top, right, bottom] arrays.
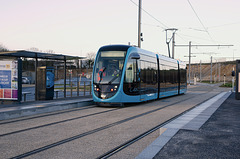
[[36, 66, 54, 100]]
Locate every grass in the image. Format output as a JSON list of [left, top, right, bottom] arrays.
[[200, 81, 220, 84], [55, 86, 91, 91], [54, 84, 71, 86], [220, 82, 232, 88], [200, 81, 233, 88]]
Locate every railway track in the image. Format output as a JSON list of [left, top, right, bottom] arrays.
[[7, 92, 217, 159], [0, 105, 96, 125], [0, 107, 120, 137], [96, 93, 221, 159]]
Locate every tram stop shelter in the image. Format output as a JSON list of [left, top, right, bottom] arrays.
[[0, 50, 86, 102]]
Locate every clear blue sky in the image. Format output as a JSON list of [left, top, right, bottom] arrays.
[[1, 0, 240, 63]]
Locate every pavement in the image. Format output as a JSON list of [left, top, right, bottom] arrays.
[[0, 95, 93, 120], [137, 92, 240, 159]]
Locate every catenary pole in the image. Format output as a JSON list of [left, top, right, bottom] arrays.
[[172, 32, 175, 59], [189, 41, 191, 84], [138, 0, 142, 48], [210, 56, 212, 83], [219, 63, 221, 82], [176, 43, 233, 84], [200, 60, 202, 82]]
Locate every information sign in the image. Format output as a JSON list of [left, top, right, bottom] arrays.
[[0, 60, 18, 100]]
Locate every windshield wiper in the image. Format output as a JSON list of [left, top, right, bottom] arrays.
[[108, 75, 119, 84]]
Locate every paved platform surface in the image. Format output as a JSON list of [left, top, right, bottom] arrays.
[[138, 92, 240, 159], [0, 95, 93, 120]]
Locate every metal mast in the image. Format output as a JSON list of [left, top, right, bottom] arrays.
[[176, 43, 233, 84], [138, 0, 142, 48], [165, 28, 177, 58]]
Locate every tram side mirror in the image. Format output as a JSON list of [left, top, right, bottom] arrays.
[[130, 53, 140, 60], [232, 71, 235, 77]]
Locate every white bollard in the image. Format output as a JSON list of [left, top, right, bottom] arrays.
[[194, 77, 197, 85]]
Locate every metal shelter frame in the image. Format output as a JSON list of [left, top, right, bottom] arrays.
[[0, 50, 86, 100]]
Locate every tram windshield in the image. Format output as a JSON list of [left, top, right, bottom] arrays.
[[93, 51, 126, 84]]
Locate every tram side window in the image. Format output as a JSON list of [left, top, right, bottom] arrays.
[[167, 65, 178, 89], [153, 63, 157, 85], [125, 59, 138, 83], [125, 62, 133, 83], [140, 59, 158, 94], [159, 64, 165, 91], [153, 64, 157, 85], [180, 65, 187, 86], [182, 69, 187, 83], [165, 65, 169, 88], [140, 61, 146, 87], [123, 58, 140, 95], [146, 63, 151, 84]]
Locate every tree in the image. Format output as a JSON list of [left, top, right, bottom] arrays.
[[0, 44, 9, 52], [85, 52, 96, 68]]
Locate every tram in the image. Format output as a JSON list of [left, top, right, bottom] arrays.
[[92, 45, 187, 106]]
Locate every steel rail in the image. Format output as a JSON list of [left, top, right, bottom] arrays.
[[96, 93, 222, 159], [0, 107, 120, 137], [0, 105, 95, 125], [10, 92, 215, 159]]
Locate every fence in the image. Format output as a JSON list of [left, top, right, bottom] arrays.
[[21, 68, 93, 101], [187, 61, 236, 83]]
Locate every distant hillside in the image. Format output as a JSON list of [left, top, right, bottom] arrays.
[[187, 61, 236, 82]]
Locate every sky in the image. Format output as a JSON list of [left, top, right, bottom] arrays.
[[1, 0, 240, 63]]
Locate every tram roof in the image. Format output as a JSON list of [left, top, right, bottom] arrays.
[[0, 50, 86, 60], [99, 45, 131, 52]]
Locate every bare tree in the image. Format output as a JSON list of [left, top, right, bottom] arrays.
[[0, 44, 9, 52], [28, 47, 39, 52], [85, 52, 96, 68], [45, 49, 55, 54]]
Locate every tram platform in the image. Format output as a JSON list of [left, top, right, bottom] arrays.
[[137, 92, 240, 159], [0, 96, 93, 120]]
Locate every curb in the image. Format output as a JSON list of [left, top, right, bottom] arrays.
[[0, 99, 94, 120]]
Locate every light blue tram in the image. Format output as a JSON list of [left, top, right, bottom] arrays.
[[92, 45, 187, 106]]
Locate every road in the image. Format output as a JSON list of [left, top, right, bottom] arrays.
[[0, 83, 231, 159]]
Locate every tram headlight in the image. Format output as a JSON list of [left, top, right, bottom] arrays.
[[101, 94, 106, 99], [94, 84, 99, 91]]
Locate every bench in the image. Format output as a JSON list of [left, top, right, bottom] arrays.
[[22, 92, 31, 101], [54, 90, 62, 99]]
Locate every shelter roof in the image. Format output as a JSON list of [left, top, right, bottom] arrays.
[[0, 50, 86, 60]]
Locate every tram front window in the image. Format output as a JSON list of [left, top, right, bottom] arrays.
[[93, 51, 126, 84], [93, 51, 126, 99]]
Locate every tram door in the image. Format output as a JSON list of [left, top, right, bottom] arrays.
[[131, 54, 141, 101], [124, 53, 141, 101]]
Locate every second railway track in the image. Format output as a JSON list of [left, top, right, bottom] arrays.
[[6, 90, 219, 159]]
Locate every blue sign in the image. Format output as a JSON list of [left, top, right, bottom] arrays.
[[46, 71, 54, 88], [0, 70, 11, 89]]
